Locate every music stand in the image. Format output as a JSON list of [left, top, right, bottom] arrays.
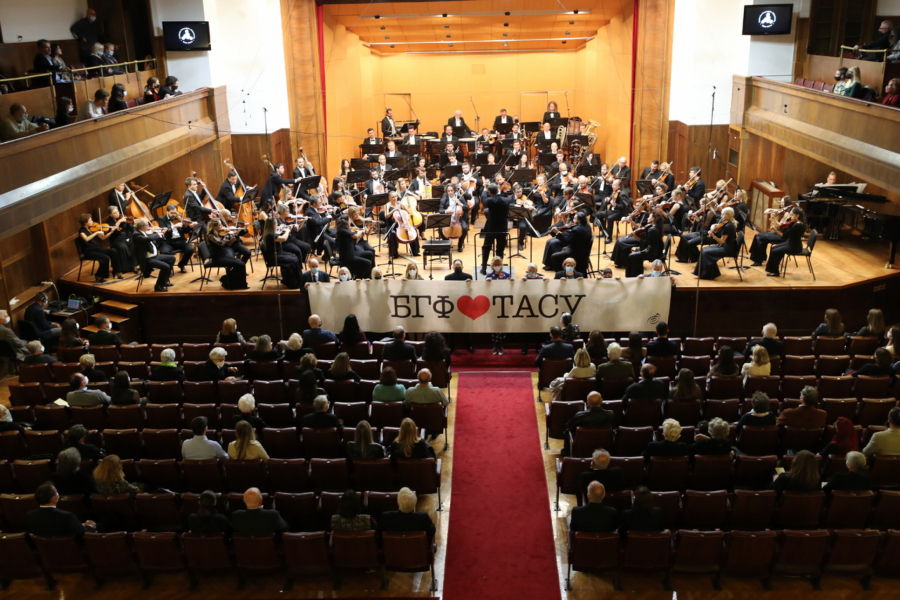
[[399, 143, 420, 157], [451, 126, 470, 138], [508, 205, 539, 261], [431, 185, 446, 199], [549, 117, 568, 129], [385, 156, 407, 170], [540, 153, 557, 168], [441, 165, 463, 181], [418, 199, 441, 214], [474, 153, 490, 166], [575, 192, 595, 210], [399, 121, 420, 134], [299, 175, 322, 194], [495, 122, 513, 135], [385, 169, 410, 183], [577, 164, 601, 177], [422, 213, 453, 276], [508, 169, 535, 185], [479, 164, 502, 181], [567, 134, 588, 147], [520, 121, 541, 131], [635, 180, 656, 197], [347, 170, 371, 186], [350, 158, 370, 170], [359, 142, 384, 156], [150, 192, 174, 214]]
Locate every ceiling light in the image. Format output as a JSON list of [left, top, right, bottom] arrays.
[[362, 10, 590, 20], [505, 11, 510, 15], [446, 35, 451, 38], [449, 43, 453, 47], [368, 37, 594, 45], [385, 36, 389, 39], [442, 13, 448, 17], [503, 33, 508, 37], [380, 26, 385, 30], [573, 10, 580, 14], [374, 15, 380, 19], [562, 40, 567, 44], [444, 25, 449, 28], [407, 49, 557, 54], [503, 42, 508, 46], [504, 23, 509, 27], [566, 32, 570, 35], [569, 21, 575, 25], [390, 45, 394, 48]]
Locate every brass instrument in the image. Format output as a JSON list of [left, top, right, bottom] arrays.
[[557, 124, 567, 148]]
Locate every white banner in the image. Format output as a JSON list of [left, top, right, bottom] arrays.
[[307, 278, 671, 333]]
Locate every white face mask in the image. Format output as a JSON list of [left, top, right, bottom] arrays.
[[492, 265, 501, 272], [123, 90, 127, 97], [408, 269, 417, 278], [339, 274, 349, 281], [565, 266, 574, 274], [89, 16, 96, 22], [650, 270, 663, 277], [3, 316, 9, 325]]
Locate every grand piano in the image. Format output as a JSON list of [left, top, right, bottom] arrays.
[[799, 185, 900, 268]]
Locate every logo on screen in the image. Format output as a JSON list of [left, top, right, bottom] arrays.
[[178, 28, 196, 44], [758, 10, 777, 28]]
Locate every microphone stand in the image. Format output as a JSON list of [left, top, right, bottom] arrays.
[[694, 87, 715, 337], [263, 105, 284, 340], [470, 97, 480, 136]]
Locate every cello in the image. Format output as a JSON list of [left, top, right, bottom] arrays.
[[123, 182, 154, 222], [224, 159, 258, 235], [393, 203, 418, 244], [192, 171, 226, 220], [442, 190, 464, 239]]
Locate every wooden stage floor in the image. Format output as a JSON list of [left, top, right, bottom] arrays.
[[59, 217, 899, 297]]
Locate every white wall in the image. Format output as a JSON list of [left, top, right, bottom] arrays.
[[149, 0, 212, 90], [877, 0, 900, 14], [746, 0, 799, 82], [0, 0, 87, 43]]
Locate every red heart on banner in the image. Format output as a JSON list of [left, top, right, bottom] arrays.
[[457, 295, 490, 320]]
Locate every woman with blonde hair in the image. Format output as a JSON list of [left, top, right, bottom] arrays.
[[549, 348, 596, 402], [325, 352, 361, 382], [346, 420, 385, 462], [403, 261, 423, 281], [216, 318, 245, 344], [642, 419, 689, 458], [741, 344, 771, 382], [812, 308, 845, 338], [283, 333, 313, 361], [694, 206, 738, 279], [838, 66, 866, 99], [249, 334, 282, 361], [228, 420, 269, 460], [93, 455, 144, 496], [389, 418, 436, 464], [856, 308, 886, 343], [79, 353, 108, 383]]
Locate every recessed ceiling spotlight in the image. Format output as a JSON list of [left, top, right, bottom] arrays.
[[504, 23, 509, 27], [505, 11, 510, 15], [449, 43, 454, 47], [442, 13, 448, 17], [385, 36, 390, 39], [569, 21, 574, 25], [573, 10, 579, 14], [565, 32, 570, 35], [374, 15, 380, 19], [390, 45, 394, 48], [503, 33, 508, 37], [562, 40, 567, 44], [504, 42, 508, 46], [444, 25, 449, 28], [380, 26, 385, 30]]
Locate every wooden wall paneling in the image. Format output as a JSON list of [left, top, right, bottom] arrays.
[[0, 39, 80, 79], [665, 120, 688, 183], [150, 37, 169, 81], [0, 86, 56, 121], [136, 143, 220, 213], [804, 54, 900, 92], [230, 130, 293, 192], [793, 17, 810, 83], [685, 124, 729, 187]]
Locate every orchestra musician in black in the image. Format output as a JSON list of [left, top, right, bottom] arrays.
[[216, 171, 241, 213], [260, 163, 298, 213], [543, 211, 592, 274], [156, 203, 196, 273], [684, 166, 706, 209], [595, 179, 631, 242], [480, 183, 512, 275], [335, 216, 373, 280], [625, 209, 665, 278], [765, 207, 805, 277], [105, 205, 136, 273], [275, 202, 311, 264], [304, 196, 334, 254]]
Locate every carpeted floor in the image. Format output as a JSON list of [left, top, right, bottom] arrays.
[[442, 372, 560, 600]]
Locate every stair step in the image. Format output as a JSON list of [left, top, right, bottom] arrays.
[[92, 312, 129, 326], [83, 325, 119, 335], [100, 299, 138, 315]]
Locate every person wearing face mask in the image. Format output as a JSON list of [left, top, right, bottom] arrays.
[[160, 76, 182, 98], [335, 216, 373, 280], [23, 340, 58, 365], [71, 8, 108, 65], [403, 261, 423, 281], [0, 103, 50, 142], [144, 77, 162, 103], [86, 43, 115, 76], [337, 267, 353, 282], [555, 257, 583, 280], [444, 260, 475, 354], [370, 267, 384, 280], [102, 44, 125, 74], [53, 97, 75, 129], [485, 256, 511, 355], [832, 68, 850, 94], [108, 83, 128, 113], [199, 347, 238, 382], [301, 258, 331, 289], [0, 310, 28, 362]]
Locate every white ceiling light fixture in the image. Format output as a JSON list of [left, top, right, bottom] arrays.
[[362, 9, 591, 20], [368, 37, 594, 46]]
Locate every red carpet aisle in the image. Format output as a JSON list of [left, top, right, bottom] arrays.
[[450, 347, 537, 370], [443, 373, 561, 600]]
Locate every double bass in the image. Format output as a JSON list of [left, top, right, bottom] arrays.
[[224, 159, 258, 235], [123, 182, 154, 222], [192, 171, 226, 220]]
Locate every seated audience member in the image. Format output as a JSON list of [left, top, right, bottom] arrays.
[[295, 370, 326, 405], [405, 369, 449, 407], [690, 417, 734, 456], [0, 404, 27, 434], [812, 308, 845, 338], [26, 483, 96, 536], [736, 391, 777, 431], [744, 322, 784, 359], [550, 348, 595, 402], [25, 293, 61, 349], [88, 316, 124, 346], [863, 407, 900, 455], [380, 487, 436, 542], [64, 424, 106, 461], [769, 449, 820, 492], [79, 353, 108, 383], [338, 313, 368, 347], [233, 394, 267, 436], [216, 318, 246, 343], [824, 451, 871, 492], [421, 331, 451, 366], [535, 326, 575, 368], [283, 332, 315, 361], [0, 103, 49, 142], [50, 447, 96, 496], [23, 340, 58, 364], [294, 353, 325, 385], [883, 78, 900, 107], [249, 334, 281, 361], [200, 347, 238, 382], [836, 66, 865, 99], [856, 308, 886, 344], [621, 332, 646, 362], [562, 392, 615, 457], [301, 396, 343, 434], [102, 44, 125, 74], [108, 83, 127, 113], [708, 345, 739, 378], [301, 258, 331, 288], [231, 487, 288, 534], [383, 326, 418, 363], [346, 420, 386, 462], [188, 490, 230, 533], [390, 418, 436, 463], [86, 43, 114, 75], [144, 76, 162, 103], [585, 330, 609, 364], [77, 89, 110, 122], [303, 314, 339, 345], [887, 326, 900, 360], [54, 96, 74, 129], [555, 257, 583, 280], [58, 317, 85, 349], [182, 416, 228, 462], [619, 486, 664, 533], [646, 321, 679, 357], [228, 420, 269, 460], [110, 371, 141, 405], [569, 482, 617, 533], [94, 455, 143, 496], [820, 416, 858, 459], [66, 373, 110, 407], [373, 367, 407, 402], [741, 344, 771, 382], [577, 449, 625, 505], [159, 75, 182, 98], [150, 348, 185, 382], [332, 490, 375, 531], [643, 419, 689, 458], [668, 368, 702, 403], [776, 386, 826, 428], [596, 343, 634, 380], [851, 347, 895, 376], [325, 352, 361, 382], [559, 312, 580, 342], [623, 363, 668, 401]]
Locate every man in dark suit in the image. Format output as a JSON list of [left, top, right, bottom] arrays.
[[383, 327, 418, 363], [260, 164, 299, 213], [610, 157, 632, 192], [622, 364, 667, 401], [0, 309, 28, 362], [87, 316, 124, 346], [26, 483, 96, 536], [382, 108, 398, 138], [776, 386, 827, 428], [444, 260, 474, 354], [569, 482, 618, 533], [301, 258, 332, 290], [23, 340, 58, 364], [646, 321, 680, 357], [685, 167, 706, 209], [823, 452, 871, 491], [535, 326, 575, 368], [301, 397, 343, 435], [33, 39, 65, 76], [480, 183, 511, 275], [183, 176, 211, 229], [380, 487, 436, 542], [231, 487, 288, 534], [447, 110, 472, 134], [743, 323, 784, 359], [216, 172, 241, 212], [302, 314, 338, 345], [543, 212, 592, 273], [562, 391, 616, 456], [440, 125, 460, 147], [156, 204, 195, 273], [493, 109, 512, 130], [134, 218, 175, 292], [577, 449, 625, 506], [363, 128, 383, 155], [24, 293, 61, 349]]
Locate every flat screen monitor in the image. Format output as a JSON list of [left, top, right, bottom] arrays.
[[742, 4, 793, 36], [162, 21, 211, 51]]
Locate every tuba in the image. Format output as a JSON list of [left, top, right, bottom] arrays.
[[557, 125, 567, 148]]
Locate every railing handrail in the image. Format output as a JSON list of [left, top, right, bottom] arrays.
[[839, 45, 888, 55], [68, 57, 157, 75], [0, 72, 53, 85], [837, 46, 887, 74]]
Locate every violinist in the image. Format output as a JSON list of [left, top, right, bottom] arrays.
[[260, 214, 301, 289], [640, 160, 673, 190], [335, 215, 373, 280], [591, 163, 612, 200], [694, 207, 737, 280], [728, 189, 752, 231], [440, 182, 473, 253], [625, 209, 665, 278], [304, 196, 334, 254], [216, 171, 240, 213], [663, 187, 687, 233], [556, 162, 576, 204], [658, 162, 676, 191], [275, 203, 311, 264], [108, 183, 132, 215], [511, 184, 535, 251], [765, 207, 805, 277], [684, 167, 706, 208], [575, 175, 596, 218], [260, 162, 298, 213], [76, 214, 122, 282], [544, 211, 592, 273], [329, 177, 357, 209], [750, 195, 795, 268], [551, 188, 578, 228], [105, 206, 137, 273], [611, 205, 648, 270], [207, 218, 248, 290], [530, 173, 555, 228], [596, 179, 631, 243], [674, 195, 719, 264], [217, 209, 252, 264], [184, 177, 213, 231], [157, 203, 196, 272], [134, 217, 175, 292]]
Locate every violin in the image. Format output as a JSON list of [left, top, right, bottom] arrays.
[[632, 223, 653, 240], [498, 178, 511, 193], [708, 220, 728, 237], [683, 174, 700, 191]]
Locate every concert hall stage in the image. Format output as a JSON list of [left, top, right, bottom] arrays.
[[57, 225, 900, 345]]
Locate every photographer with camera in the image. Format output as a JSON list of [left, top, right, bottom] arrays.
[[0, 104, 50, 143]]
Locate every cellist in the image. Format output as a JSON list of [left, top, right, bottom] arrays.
[[108, 183, 132, 215], [439, 181, 473, 253]]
